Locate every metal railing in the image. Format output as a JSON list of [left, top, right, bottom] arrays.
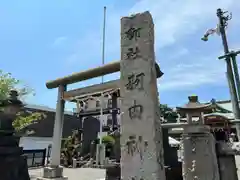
[[23, 149, 47, 167]]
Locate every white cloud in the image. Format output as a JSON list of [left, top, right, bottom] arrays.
[[52, 36, 68, 47], [66, 0, 240, 91], [67, 0, 240, 57], [158, 53, 227, 91], [127, 0, 240, 90], [127, 0, 239, 49]]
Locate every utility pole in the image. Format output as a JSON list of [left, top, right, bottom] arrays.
[[101, 6, 106, 84], [231, 53, 240, 98], [202, 8, 240, 140], [216, 8, 240, 139]]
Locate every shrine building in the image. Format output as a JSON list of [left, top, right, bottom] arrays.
[[169, 99, 239, 141]]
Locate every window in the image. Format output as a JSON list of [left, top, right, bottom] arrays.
[[107, 99, 112, 108], [96, 100, 100, 108]]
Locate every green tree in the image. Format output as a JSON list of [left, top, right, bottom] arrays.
[[159, 104, 179, 123], [0, 70, 44, 134]]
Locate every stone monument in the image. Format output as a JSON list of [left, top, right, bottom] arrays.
[[177, 95, 220, 180], [120, 11, 166, 180], [0, 90, 30, 180]]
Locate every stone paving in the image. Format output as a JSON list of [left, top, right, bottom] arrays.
[[29, 156, 240, 180], [29, 167, 105, 180]]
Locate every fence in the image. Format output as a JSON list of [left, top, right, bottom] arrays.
[[23, 149, 47, 167]]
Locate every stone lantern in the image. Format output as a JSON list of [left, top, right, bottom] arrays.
[[177, 95, 220, 180], [0, 90, 30, 180], [177, 95, 210, 125]]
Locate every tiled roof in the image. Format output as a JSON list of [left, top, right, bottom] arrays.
[[25, 104, 73, 115], [216, 102, 233, 112], [204, 112, 234, 119]]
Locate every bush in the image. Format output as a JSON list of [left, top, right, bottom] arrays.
[[102, 135, 115, 145]]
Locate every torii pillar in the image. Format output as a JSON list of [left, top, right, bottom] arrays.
[[38, 85, 67, 180]]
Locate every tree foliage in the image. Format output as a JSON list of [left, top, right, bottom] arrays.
[[13, 111, 45, 133], [102, 135, 115, 145], [0, 70, 44, 133], [159, 104, 179, 123], [0, 70, 35, 100]]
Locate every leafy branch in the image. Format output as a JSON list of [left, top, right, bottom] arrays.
[[0, 69, 44, 134]]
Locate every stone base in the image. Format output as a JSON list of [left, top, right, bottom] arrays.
[[105, 164, 120, 180], [181, 132, 220, 180], [39, 166, 67, 179], [0, 154, 30, 180], [217, 155, 238, 180]]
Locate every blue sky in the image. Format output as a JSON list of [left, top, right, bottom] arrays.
[[0, 0, 240, 111]]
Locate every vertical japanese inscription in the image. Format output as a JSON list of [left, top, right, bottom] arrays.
[[125, 27, 142, 60], [126, 47, 140, 60], [120, 11, 166, 180], [125, 27, 141, 40], [125, 72, 145, 90], [128, 100, 143, 120]]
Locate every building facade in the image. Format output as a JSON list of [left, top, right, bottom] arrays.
[[77, 96, 121, 127], [19, 104, 80, 150]]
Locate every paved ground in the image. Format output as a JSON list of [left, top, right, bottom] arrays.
[[29, 167, 106, 180], [29, 156, 240, 180]]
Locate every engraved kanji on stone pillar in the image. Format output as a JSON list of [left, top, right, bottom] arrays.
[[120, 11, 166, 180]]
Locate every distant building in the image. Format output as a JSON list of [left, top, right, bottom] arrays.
[[19, 104, 80, 150], [74, 89, 121, 129]]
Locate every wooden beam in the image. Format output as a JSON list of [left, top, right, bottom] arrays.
[[63, 80, 120, 100], [46, 61, 163, 89]]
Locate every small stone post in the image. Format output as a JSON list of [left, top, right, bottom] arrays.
[[177, 95, 220, 180], [120, 11, 166, 180]]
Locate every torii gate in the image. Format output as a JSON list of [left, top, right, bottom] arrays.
[[39, 11, 166, 180]]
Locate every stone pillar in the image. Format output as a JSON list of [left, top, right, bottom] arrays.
[[181, 125, 220, 180], [96, 144, 106, 166], [38, 85, 67, 180], [120, 11, 166, 180], [218, 155, 238, 180], [216, 142, 238, 180]]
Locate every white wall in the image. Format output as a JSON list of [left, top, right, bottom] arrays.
[[19, 136, 53, 150]]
